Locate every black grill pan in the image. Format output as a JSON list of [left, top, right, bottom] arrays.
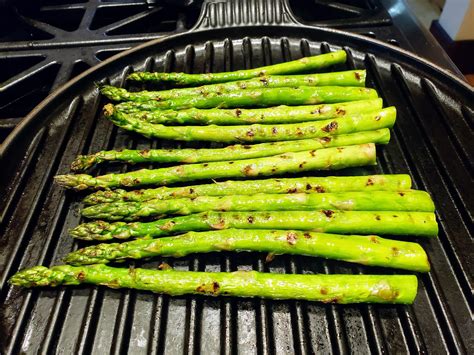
[[1, 0, 473, 353]]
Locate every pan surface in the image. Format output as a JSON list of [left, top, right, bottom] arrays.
[[0, 3, 473, 353]]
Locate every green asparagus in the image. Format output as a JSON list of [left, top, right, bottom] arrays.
[[127, 51, 348, 85], [110, 99, 383, 125], [114, 86, 378, 111], [71, 129, 390, 171], [102, 71, 366, 103], [9, 264, 418, 304], [81, 190, 435, 221], [70, 211, 438, 241], [83, 174, 412, 205], [105, 107, 395, 143], [55, 143, 376, 190], [64, 229, 430, 272]]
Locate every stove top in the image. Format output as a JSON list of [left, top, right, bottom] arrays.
[[0, 0, 462, 142]]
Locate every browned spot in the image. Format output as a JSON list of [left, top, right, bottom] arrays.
[[321, 121, 338, 133], [235, 109, 242, 117], [287, 188, 297, 193], [139, 149, 150, 157], [77, 271, 86, 281], [366, 178, 374, 186], [248, 216, 254, 224], [196, 284, 206, 293], [133, 178, 141, 185], [310, 150, 316, 156], [203, 163, 209, 167], [271, 168, 277, 173], [246, 130, 254, 137], [229, 161, 234, 164], [299, 162, 306, 168], [314, 185, 325, 193], [375, 115, 381, 121], [189, 188, 195, 194], [260, 77, 269, 86], [311, 108, 321, 115], [392, 247, 400, 256], [322, 297, 341, 304], [319, 136, 331, 143], [133, 190, 144, 195], [320, 287, 328, 295], [272, 127, 278, 134], [375, 215, 381, 221], [213, 282, 220, 292], [211, 219, 226, 229], [393, 215, 399, 218], [322, 210, 334, 218], [264, 213, 272, 220], [243, 165, 256, 176], [398, 192, 405, 196], [296, 128, 304, 136], [306, 183, 312, 190], [160, 220, 176, 231], [265, 253, 276, 263], [336, 108, 346, 115], [242, 145, 252, 149], [369, 236, 380, 244], [286, 232, 297, 245], [159, 262, 172, 270], [355, 71, 361, 80], [303, 232, 312, 239], [239, 84, 247, 89], [337, 147, 344, 152]]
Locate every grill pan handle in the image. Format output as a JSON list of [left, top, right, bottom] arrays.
[[192, 0, 302, 30]]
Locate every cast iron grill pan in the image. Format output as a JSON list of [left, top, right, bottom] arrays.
[[0, 2, 473, 353]]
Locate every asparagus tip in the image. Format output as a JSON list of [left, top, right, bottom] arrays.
[[9, 266, 61, 287], [103, 103, 115, 117], [54, 174, 90, 191], [70, 155, 97, 172]]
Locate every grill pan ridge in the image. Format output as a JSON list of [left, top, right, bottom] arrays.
[[0, 1, 473, 353]]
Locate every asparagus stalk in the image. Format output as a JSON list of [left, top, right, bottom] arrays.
[[127, 51, 348, 85], [64, 229, 430, 272], [81, 190, 435, 221], [105, 107, 395, 143], [71, 129, 390, 172], [55, 143, 377, 190], [114, 86, 378, 111], [9, 264, 418, 304], [111, 99, 383, 126], [102, 71, 366, 102], [70, 211, 438, 241], [83, 174, 412, 205]]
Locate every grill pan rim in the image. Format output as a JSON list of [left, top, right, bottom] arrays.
[[1, 24, 473, 162]]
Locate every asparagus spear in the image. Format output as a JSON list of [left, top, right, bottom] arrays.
[[111, 99, 383, 125], [9, 264, 418, 304], [83, 174, 412, 205], [81, 190, 435, 221], [71, 129, 390, 172], [127, 51, 348, 85], [114, 86, 378, 111], [64, 229, 430, 272], [102, 71, 366, 102], [70, 211, 438, 241], [105, 107, 395, 143], [55, 143, 376, 190]]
